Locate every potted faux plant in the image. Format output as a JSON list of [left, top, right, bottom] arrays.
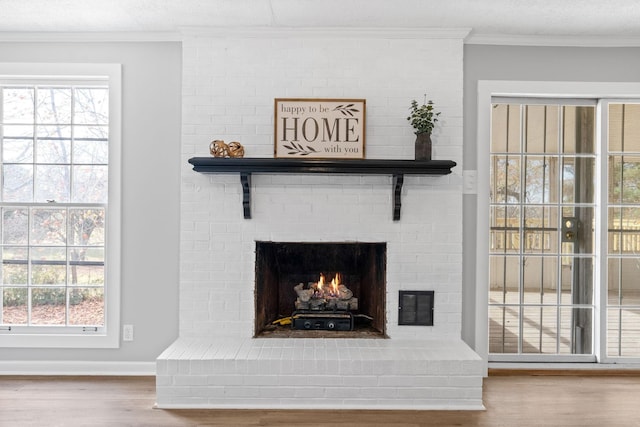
[[407, 96, 440, 161]]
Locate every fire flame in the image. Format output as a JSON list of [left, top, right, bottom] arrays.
[[331, 273, 341, 294], [315, 273, 341, 298]]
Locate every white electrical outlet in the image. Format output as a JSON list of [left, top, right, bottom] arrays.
[[123, 324, 134, 341]]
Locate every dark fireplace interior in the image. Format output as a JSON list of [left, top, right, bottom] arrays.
[[255, 241, 386, 337]]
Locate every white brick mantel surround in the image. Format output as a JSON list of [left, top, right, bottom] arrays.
[[157, 27, 484, 410]]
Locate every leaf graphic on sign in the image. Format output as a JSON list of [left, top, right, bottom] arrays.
[[333, 104, 359, 117], [282, 143, 318, 156]]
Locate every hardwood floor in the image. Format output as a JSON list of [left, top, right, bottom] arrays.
[[1, 374, 640, 426]]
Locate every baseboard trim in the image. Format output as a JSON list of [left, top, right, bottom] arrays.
[[0, 361, 156, 376], [489, 362, 640, 376]]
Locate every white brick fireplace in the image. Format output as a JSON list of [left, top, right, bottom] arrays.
[[156, 27, 484, 410]]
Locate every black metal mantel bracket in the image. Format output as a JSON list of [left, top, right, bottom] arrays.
[[188, 158, 456, 221]]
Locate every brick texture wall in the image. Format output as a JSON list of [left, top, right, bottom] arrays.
[[179, 28, 465, 341]]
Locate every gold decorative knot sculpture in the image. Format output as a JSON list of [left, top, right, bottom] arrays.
[[209, 140, 245, 158], [227, 141, 245, 158]]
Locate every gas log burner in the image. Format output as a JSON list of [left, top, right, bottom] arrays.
[[292, 273, 358, 331], [255, 242, 386, 337]]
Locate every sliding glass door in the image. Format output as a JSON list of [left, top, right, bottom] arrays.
[[489, 98, 640, 362], [605, 102, 640, 359], [489, 101, 596, 360]]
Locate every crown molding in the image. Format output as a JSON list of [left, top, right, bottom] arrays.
[[180, 26, 472, 40], [467, 32, 640, 47], [0, 31, 181, 43], [5, 29, 638, 47]]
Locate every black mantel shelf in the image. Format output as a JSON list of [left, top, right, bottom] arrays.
[[188, 157, 457, 221]]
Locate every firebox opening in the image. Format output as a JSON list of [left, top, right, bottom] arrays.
[[255, 241, 386, 338]]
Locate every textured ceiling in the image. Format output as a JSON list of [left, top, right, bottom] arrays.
[[0, 0, 639, 39]]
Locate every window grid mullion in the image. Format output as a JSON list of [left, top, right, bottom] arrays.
[[556, 105, 563, 354], [518, 104, 526, 354]]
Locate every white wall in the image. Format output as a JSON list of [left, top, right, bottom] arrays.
[[0, 41, 182, 364], [180, 29, 466, 340]]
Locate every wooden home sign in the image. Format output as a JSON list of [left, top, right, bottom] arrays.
[[274, 98, 366, 159]]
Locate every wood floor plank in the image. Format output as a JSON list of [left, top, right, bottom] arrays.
[[1, 374, 640, 426]]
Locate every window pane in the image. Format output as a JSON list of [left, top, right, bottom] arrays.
[[2, 287, 28, 325], [560, 257, 593, 305], [609, 104, 640, 153], [79, 247, 104, 262], [70, 264, 104, 286], [525, 105, 559, 154], [36, 125, 71, 163], [490, 205, 520, 254], [609, 156, 640, 204], [3, 124, 34, 138], [563, 106, 596, 155], [489, 305, 519, 353], [35, 165, 70, 202], [522, 306, 558, 354], [69, 288, 103, 326], [524, 205, 558, 229], [36, 87, 72, 124], [524, 156, 556, 204], [31, 246, 66, 261], [3, 247, 29, 286], [562, 157, 595, 204], [524, 229, 558, 254], [2, 208, 28, 245], [609, 309, 640, 357], [30, 287, 66, 325], [489, 255, 520, 304], [2, 164, 33, 202], [3, 246, 28, 260], [608, 258, 640, 306], [69, 209, 105, 246], [2, 264, 27, 285], [72, 165, 107, 203], [3, 138, 33, 163], [608, 308, 622, 356], [523, 256, 558, 304], [31, 264, 67, 286], [491, 104, 521, 153], [491, 156, 521, 203], [73, 139, 108, 165], [608, 207, 640, 255], [36, 138, 72, 164], [2, 88, 34, 124], [620, 309, 640, 357], [74, 124, 109, 142], [31, 208, 66, 246], [74, 88, 109, 125]]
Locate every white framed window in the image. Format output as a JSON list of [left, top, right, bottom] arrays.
[[0, 63, 121, 348]]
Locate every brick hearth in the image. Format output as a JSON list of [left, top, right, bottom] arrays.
[[157, 338, 483, 409]]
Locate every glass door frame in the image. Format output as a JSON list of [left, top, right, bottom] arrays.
[[598, 99, 640, 364], [476, 81, 640, 368], [488, 98, 598, 363]]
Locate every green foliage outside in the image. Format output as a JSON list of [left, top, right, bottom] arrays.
[[3, 287, 103, 307], [2, 262, 103, 307]]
